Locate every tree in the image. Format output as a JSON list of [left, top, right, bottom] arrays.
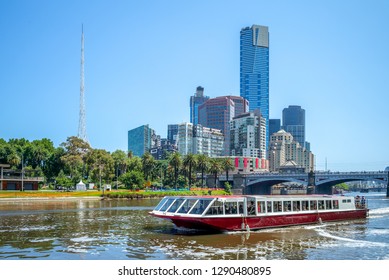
[[42, 147, 65, 182], [183, 154, 196, 189], [120, 170, 144, 190], [208, 158, 222, 189], [169, 152, 181, 190], [60, 136, 91, 180], [127, 156, 142, 172], [221, 157, 235, 183], [141, 152, 155, 182], [86, 149, 114, 187], [111, 150, 128, 186], [196, 154, 209, 188]]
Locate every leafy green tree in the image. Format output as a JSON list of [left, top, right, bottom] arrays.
[[60, 136, 91, 180], [55, 170, 73, 188], [120, 170, 144, 190], [42, 147, 65, 182], [111, 150, 128, 176], [127, 156, 142, 172], [85, 149, 114, 188], [27, 139, 54, 169]]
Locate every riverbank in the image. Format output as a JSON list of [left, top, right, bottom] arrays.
[[0, 189, 228, 200]]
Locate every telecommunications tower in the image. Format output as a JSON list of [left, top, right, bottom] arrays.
[[78, 25, 88, 142]]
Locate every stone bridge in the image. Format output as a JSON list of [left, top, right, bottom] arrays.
[[225, 171, 389, 196]]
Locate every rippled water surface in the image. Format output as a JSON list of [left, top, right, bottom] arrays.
[[0, 192, 388, 260]]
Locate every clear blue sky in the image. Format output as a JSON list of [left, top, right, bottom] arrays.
[[1, 0, 388, 171]]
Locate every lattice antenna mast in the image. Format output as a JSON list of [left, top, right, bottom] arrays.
[[78, 24, 88, 142]]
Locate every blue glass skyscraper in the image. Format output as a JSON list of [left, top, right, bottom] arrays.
[[240, 25, 269, 148], [190, 86, 209, 125]]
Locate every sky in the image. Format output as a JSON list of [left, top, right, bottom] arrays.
[[0, 0, 388, 172]]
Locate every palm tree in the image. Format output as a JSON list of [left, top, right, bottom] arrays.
[[183, 154, 197, 189], [169, 152, 181, 190], [141, 152, 155, 182], [196, 154, 208, 188], [208, 158, 221, 189], [221, 157, 235, 183]]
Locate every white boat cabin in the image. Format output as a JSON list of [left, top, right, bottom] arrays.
[[152, 195, 366, 217]]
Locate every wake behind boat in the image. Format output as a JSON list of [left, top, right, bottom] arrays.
[[149, 194, 368, 232]]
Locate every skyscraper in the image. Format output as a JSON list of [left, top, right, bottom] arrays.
[[198, 95, 248, 155], [128, 124, 158, 157], [167, 124, 179, 145], [282, 105, 305, 146], [269, 119, 281, 137], [190, 86, 209, 125], [240, 25, 269, 147], [230, 110, 267, 159]]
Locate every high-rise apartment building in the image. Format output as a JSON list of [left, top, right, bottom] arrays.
[[128, 124, 159, 157], [177, 122, 224, 157], [198, 96, 248, 155], [230, 110, 267, 159], [240, 25, 269, 147], [190, 86, 209, 125], [268, 129, 314, 172], [282, 105, 305, 146]]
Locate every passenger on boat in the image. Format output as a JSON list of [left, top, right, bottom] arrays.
[[355, 195, 361, 208], [248, 201, 255, 215], [361, 196, 366, 208]]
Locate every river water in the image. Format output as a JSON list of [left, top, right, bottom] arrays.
[[0, 192, 388, 260]]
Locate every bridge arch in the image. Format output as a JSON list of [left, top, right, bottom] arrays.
[[245, 178, 308, 195]]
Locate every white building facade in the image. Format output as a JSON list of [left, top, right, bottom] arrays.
[[230, 111, 267, 159], [177, 123, 224, 157]]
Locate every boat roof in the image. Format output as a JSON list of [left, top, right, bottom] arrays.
[[161, 194, 343, 199]]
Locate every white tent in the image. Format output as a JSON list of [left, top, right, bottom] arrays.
[[76, 180, 86, 191]]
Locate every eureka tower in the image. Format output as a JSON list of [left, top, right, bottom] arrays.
[[240, 25, 269, 148]]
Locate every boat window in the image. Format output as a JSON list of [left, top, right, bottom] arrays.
[[293, 201, 301, 211], [325, 200, 332, 210], [267, 201, 272, 213], [238, 202, 244, 214], [177, 199, 197, 214], [310, 200, 317, 210], [332, 200, 339, 209], [342, 199, 352, 203], [247, 200, 256, 215], [154, 197, 169, 211], [166, 198, 185, 213], [224, 201, 238, 214], [188, 199, 211, 215], [159, 198, 176, 212], [283, 201, 291, 212], [302, 201, 309, 211], [273, 201, 282, 212], [318, 200, 325, 210], [257, 201, 266, 213], [205, 200, 224, 216]]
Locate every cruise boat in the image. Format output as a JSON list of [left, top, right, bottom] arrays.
[[149, 195, 368, 232]]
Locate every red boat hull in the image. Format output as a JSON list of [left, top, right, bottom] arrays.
[[152, 209, 368, 232]]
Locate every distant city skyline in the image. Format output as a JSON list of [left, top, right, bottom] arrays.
[[1, 1, 388, 171]]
